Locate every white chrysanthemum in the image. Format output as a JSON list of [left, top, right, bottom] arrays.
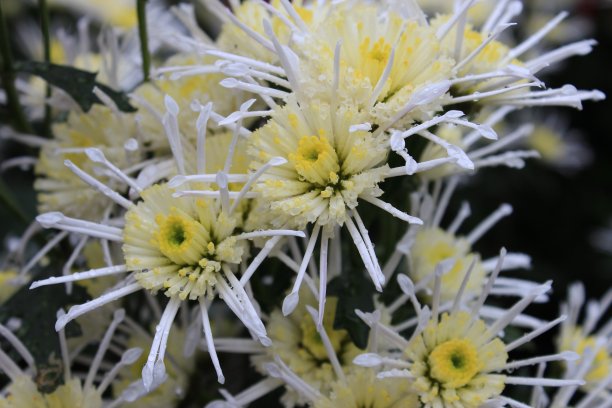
[[409, 227, 487, 303], [0, 376, 103, 408], [528, 282, 612, 408], [296, 2, 454, 125], [123, 183, 248, 301], [382, 180, 535, 314], [251, 296, 360, 406], [138, 53, 255, 147], [210, 0, 321, 64], [313, 367, 419, 408], [206, 294, 392, 408], [557, 283, 611, 387], [244, 91, 462, 321], [31, 97, 305, 391], [522, 115, 592, 171], [34, 104, 138, 219], [430, 3, 604, 109], [404, 310, 507, 407], [212, 0, 603, 126], [249, 95, 389, 229], [7, 17, 150, 121], [355, 250, 583, 408]]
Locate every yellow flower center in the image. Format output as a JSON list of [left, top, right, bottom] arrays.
[[428, 339, 482, 388], [289, 135, 340, 185], [154, 211, 209, 266], [574, 335, 610, 383]]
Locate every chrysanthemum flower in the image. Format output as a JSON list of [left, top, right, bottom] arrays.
[[0, 309, 143, 408], [30, 96, 304, 390], [202, 291, 363, 407], [313, 367, 419, 408], [206, 0, 321, 65], [524, 115, 592, 172], [206, 293, 404, 408], [252, 295, 360, 406], [382, 180, 533, 308], [355, 249, 583, 408], [527, 282, 611, 408], [556, 283, 611, 389], [294, 2, 454, 125], [431, 2, 604, 109], [243, 91, 467, 321], [34, 103, 138, 219]]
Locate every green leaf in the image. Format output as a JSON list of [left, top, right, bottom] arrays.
[[0, 176, 30, 224], [328, 272, 376, 349], [15, 61, 136, 113]]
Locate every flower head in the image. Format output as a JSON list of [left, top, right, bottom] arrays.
[[406, 310, 507, 406], [313, 367, 419, 408], [356, 250, 582, 408], [557, 282, 611, 389], [34, 104, 138, 219], [252, 295, 360, 406], [249, 95, 388, 229], [123, 182, 248, 301], [297, 3, 453, 124]]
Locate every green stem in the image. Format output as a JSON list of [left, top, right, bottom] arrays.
[[0, 0, 32, 133], [39, 0, 51, 134], [136, 0, 150, 82]]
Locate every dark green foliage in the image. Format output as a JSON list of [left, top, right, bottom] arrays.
[[328, 271, 375, 350], [15, 61, 136, 113]]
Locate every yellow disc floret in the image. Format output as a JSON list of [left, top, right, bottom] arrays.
[[559, 327, 611, 387], [289, 135, 340, 186], [429, 339, 482, 388], [406, 311, 507, 408], [410, 227, 486, 304], [123, 183, 247, 301]]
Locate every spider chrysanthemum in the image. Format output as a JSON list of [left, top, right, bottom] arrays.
[[313, 368, 419, 408], [123, 183, 246, 301], [355, 250, 584, 408], [406, 310, 507, 407], [251, 296, 360, 406], [249, 95, 389, 229]]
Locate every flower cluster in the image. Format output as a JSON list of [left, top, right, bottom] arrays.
[[0, 0, 609, 407]]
